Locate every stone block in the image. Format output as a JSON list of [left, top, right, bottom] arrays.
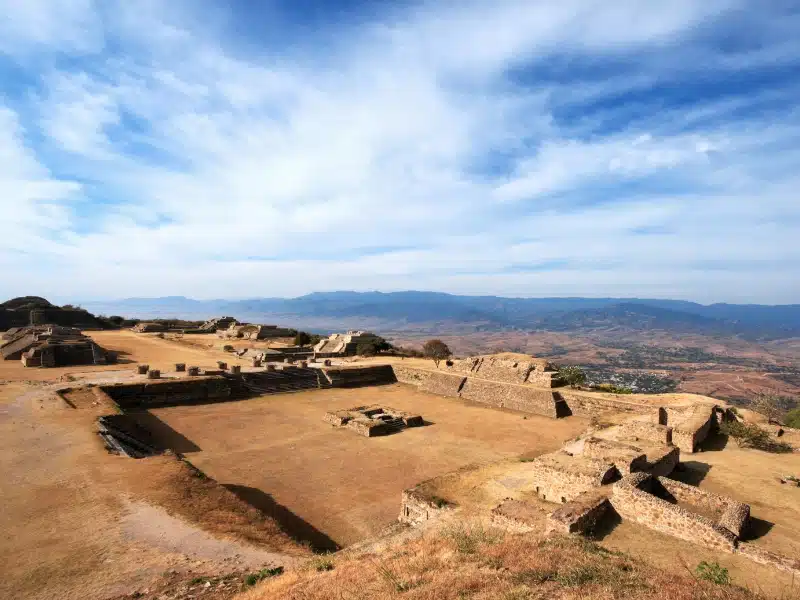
[[147, 369, 161, 379], [137, 364, 149, 375], [175, 363, 186, 372], [230, 365, 241, 374], [187, 366, 200, 376], [217, 361, 227, 370]]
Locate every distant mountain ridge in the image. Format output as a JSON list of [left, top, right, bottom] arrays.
[[77, 291, 800, 340]]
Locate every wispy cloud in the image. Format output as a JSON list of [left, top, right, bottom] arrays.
[[0, 0, 798, 303]]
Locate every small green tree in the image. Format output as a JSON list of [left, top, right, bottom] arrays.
[[785, 408, 800, 429], [422, 339, 452, 368], [558, 365, 586, 388], [719, 421, 770, 449]]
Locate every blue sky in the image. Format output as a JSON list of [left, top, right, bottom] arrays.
[[1, 0, 798, 303]]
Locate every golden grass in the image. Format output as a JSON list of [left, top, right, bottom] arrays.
[[240, 526, 774, 600]]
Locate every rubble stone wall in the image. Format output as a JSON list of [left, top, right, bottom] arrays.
[[399, 489, 450, 526], [658, 478, 749, 537], [611, 473, 737, 552], [619, 421, 673, 445], [527, 458, 618, 503], [671, 405, 716, 453], [547, 491, 611, 534]]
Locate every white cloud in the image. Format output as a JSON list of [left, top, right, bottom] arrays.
[[0, 0, 798, 304]]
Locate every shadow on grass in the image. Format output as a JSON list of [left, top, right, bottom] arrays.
[[223, 484, 341, 553]]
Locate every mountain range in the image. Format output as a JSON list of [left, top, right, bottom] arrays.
[[76, 292, 800, 340]]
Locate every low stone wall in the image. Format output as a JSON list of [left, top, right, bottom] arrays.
[[558, 391, 650, 417], [100, 377, 232, 410], [393, 365, 564, 418], [658, 477, 749, 537], [611, 473, 737, 553], [528, 452, 619, 503], [737, 542, 800, 576], [619, 421, 673, 445], [460, 378, 562, 417], [671, 405, 716, 454], [647, 446, 680, 477], [399, 489, 450, 526], [582, 438, 648, 474], [323, 365, 397, 388], [491, 499, 542, 533], [547, 491, 611, 534]]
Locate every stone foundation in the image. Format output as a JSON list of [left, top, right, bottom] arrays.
[[610, 473, 739, 553], [547, 491, 611, 535], [582, 438, 649, 474], [527, 451, 619, 503], [399, 489, 450, 525], [491, 499, 542, 533]]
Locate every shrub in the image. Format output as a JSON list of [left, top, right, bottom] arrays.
[[695, 561, 730, 585], [244, 566, 284, 587], [312, 556, 334, 572], [719, 421, 791, 452], [356, 342, 379, 357], [785, 408, 800, 429], [558, 365, 586, 387]]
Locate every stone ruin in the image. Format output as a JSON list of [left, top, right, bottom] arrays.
[[313, 331, 383, 357], [131, 322, 166, 333], [218, 323, 294, 340], [323, 405, 424, 437], [197, 316, 237, 332], [0, 325, 111, 367]]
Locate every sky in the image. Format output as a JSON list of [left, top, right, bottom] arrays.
[[1, 0, 799, 304]]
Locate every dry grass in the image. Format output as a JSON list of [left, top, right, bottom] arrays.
[[240, 528, 770, 600], [120, 453, 309, 555]]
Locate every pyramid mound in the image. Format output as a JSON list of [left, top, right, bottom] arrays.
[[0, 297, 107, 330]]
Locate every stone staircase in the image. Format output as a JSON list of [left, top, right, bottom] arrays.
[[236, 369, 332, 396], [0, 333, 37, 360]]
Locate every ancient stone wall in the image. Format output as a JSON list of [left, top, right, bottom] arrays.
[[399, 489, 450, 526], [558, 391, 650, 417], [610, 473, 737, 552], [670, 405, 716, 453], [618, 421, 673, 445], [547, 491, 611, 534], [322, 365, 397, 388], [394, 365, 563, 417], [736, 543, 800, 576], [647, 446, 680, 477], [658, 477, 749, 537], [582, 438, 648, 474], [445, 355, 557, 385], [100, 377, 232, 410], [460, 378, 562, 417], [528, 452, 619, 503]]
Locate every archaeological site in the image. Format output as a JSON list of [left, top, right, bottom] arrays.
[[0, 304, 798, 600]]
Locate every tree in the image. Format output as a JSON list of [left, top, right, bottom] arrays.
[[294, 331, 312, 346], [422, 339, 451, 367], [558, 365, 586, 388], [751, 393, 788, 424], [356, 342, 379, 357]]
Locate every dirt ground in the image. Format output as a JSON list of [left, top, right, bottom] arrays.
[[146, 384, 588, 547], [1, 331, 798, 599]]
